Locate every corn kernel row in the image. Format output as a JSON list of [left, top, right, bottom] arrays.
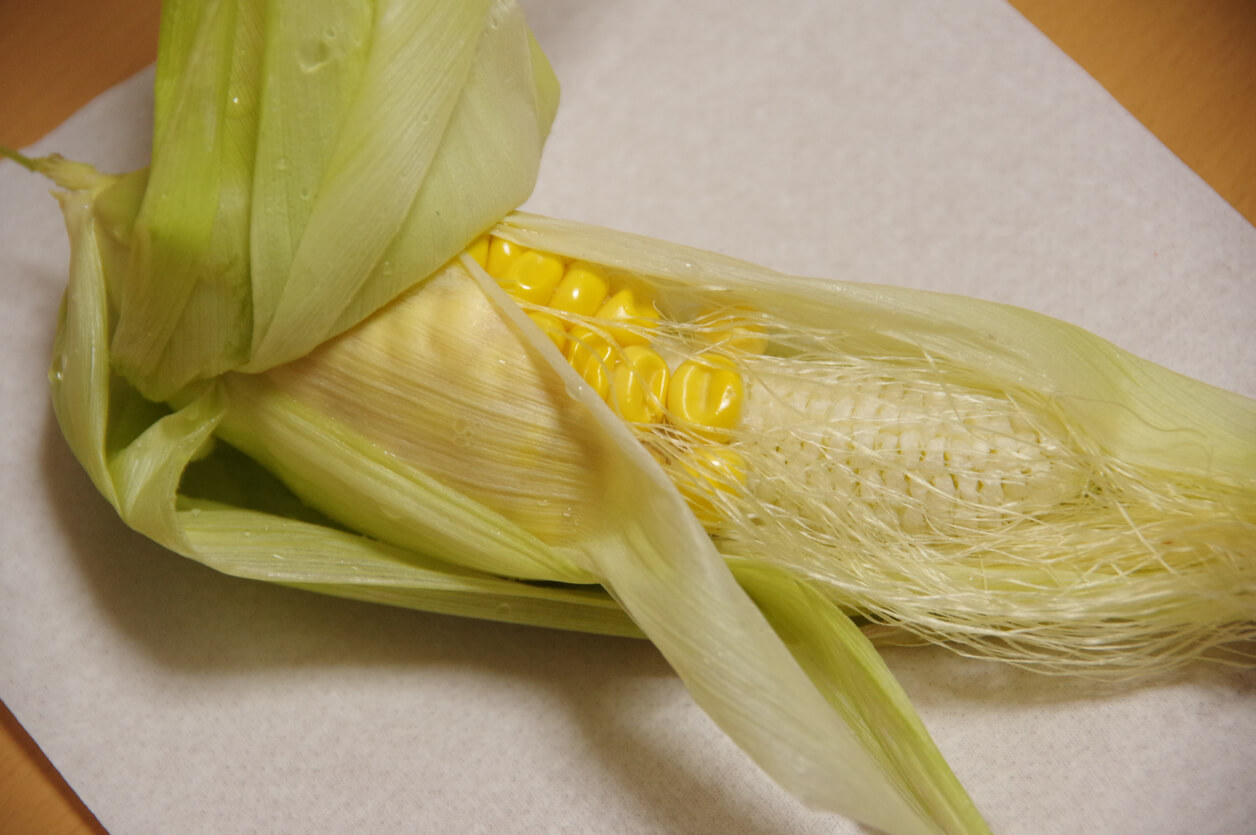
[[467, 235, 752, 521]]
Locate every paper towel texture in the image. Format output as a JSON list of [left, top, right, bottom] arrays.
[[1, 1, 1252, 833]]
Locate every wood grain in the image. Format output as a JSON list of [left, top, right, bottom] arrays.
[[0, 2, 1251, 833]]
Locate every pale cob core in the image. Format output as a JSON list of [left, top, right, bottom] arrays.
[[736, 365, 1086, 535]]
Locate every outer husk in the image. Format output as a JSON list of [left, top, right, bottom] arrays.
[[34, 0, 1256, 833], [111, 0, 560, 401]]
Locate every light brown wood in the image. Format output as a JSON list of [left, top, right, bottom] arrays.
[[1011, 0, 1256, 226], [0, 0, 161, 149], [1, 700, 105, 835], [1, 2, 1252, 833], [3, 5, 153, 833]]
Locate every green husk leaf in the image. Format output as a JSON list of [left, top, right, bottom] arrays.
[[245, 0, 561, 372], [51, 190, 118, 506], [245, 0, 492, 367], [111, 0, 263, 400], [733, 561, 987, 835], [180, 501, 637, 635], [246, 0, 375, 335], [105, 0, 559, 399]]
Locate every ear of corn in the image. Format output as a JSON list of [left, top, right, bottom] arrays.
[[50, 173, 990, 834], [25, 1, 1256, 833]]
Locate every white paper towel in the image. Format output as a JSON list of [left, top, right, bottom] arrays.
[[1, 1, 1252, 833]]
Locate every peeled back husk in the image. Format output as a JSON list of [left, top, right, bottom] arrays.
[[35, 0, 1256, 833]]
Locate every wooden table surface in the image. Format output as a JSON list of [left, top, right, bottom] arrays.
[[1, 1, 1252, 832]]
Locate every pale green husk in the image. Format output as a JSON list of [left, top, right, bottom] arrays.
[[112, 0, 560, 400], [27, 0, 1256, 834]]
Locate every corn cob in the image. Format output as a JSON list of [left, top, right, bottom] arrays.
[[220, 222, 1252, 680]]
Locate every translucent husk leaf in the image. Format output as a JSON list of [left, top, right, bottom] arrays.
[[111, 0, 263, 399]]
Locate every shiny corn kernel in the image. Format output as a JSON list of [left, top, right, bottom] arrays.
[[550, 262, 610, 318], [485, 236, 524, 278], [564, 326, 616, 399], [675, 447, 747, 526], [527, 311, 567, 351], [466, 234, 490, 268], [610, 345, 669, 423], [502, 250, 565, 304], [594, 288, 659, 347], [669, 356, 745, 438]]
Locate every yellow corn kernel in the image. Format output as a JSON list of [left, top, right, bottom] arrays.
[[485, 236, 524, 278], [466, 234, 490, 268], [594, 288, 659, 347], [610, 345, 669, 423], [675, 446, 748, 526], [501, 250, 565, 304], [550, 262, 610, 318], [668, 356, 744, 438], [564, 326, 616, 399], [697, 307, 769, 354], [527, 311, 567, 351]]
